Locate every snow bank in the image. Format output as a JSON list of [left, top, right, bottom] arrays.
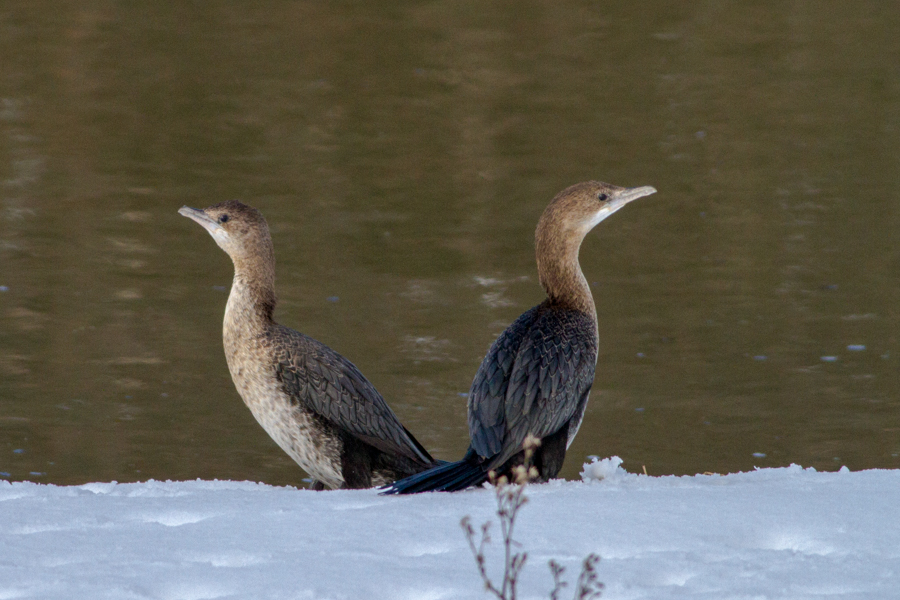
[[1, 463, 898, 599]]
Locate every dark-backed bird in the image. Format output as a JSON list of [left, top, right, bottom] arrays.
[[382, 181, 656, 493], [179, 200, 437, 489]]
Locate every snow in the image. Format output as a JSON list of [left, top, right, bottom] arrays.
[[1, 460, 898, 599]]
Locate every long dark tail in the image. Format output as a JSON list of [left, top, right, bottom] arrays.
[[380, 457, 488, 494]]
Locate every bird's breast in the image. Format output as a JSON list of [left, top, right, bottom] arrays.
[[223, 330, 344, 488]]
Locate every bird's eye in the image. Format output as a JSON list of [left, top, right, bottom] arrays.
[[218, 214, 229, 223], [597, 193, 609, 202]]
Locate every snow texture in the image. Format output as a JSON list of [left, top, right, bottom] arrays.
[[1, 460, 897, 599]]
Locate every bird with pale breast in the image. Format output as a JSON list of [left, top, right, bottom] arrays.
[[383, 180, 656, 494], [179, 200, 438, 489]]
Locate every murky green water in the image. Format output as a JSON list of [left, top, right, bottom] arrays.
[[1, 2, 898, 486]]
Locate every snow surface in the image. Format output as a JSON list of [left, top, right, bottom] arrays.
[[1, 459, 898, 600]]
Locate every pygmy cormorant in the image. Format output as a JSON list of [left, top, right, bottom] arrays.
[[179, 200, 437, 489], [382, 181, 656, 493]]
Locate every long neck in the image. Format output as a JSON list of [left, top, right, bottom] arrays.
[[535, 220, 596, 316], [223, 248, 277, 349]]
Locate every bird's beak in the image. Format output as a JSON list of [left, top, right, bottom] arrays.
[[178, 206, 221, 235], [608, 185, 657, 212], [590, 185, 656, 227]]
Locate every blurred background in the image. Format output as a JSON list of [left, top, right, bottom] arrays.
[[1, 2, 898, 486]]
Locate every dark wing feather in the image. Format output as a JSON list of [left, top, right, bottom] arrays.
[[501, 308, 597, 465], [468, 305, 543, 458], [270, 325, 433, 465], [468, 303, 597, 468]]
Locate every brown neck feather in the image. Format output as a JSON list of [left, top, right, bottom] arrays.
[[535, 213, 596, 315], [228, 239, 277, 328]]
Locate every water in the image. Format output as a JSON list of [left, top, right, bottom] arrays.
[[1, 2, 898, 486]]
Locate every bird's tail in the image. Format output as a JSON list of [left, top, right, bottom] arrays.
[[380, 458, 488, 494]]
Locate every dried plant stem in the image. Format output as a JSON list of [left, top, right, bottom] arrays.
[[460, 435, 603, 600], [549, 560, 566, 600], [572, 555, 603, 600]]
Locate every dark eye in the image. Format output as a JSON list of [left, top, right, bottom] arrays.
[[218, 214, 229, 223], [597, 193, 609, 201]]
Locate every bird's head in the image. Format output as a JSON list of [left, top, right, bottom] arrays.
[[540, 181, 657, 240], [178, 200, 274, 268]]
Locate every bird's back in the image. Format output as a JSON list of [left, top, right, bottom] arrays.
[[270, 325, 435, 468], [468, 300, 598, 471]]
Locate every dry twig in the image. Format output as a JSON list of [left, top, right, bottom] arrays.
[[460, 436, 604, 599]]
